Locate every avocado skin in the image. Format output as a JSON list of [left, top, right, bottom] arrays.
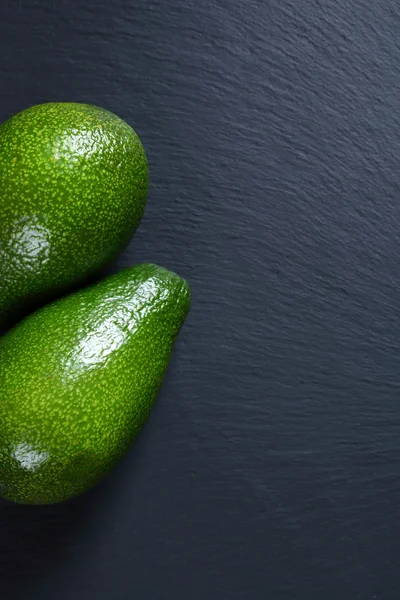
[[0, 102, 148, 322], [0, 264, 190, 504]]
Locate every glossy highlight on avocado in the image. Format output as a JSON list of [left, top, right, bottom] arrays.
[[0, 264, 191, 504], [0, 102, 148, 322]]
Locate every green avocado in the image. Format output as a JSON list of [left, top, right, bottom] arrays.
[[0, 102, 148, 322], [0, 263, 190, 504]]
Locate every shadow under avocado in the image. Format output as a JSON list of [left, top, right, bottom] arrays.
[[0, 424, 152, 600], [0, 495, 89, 599]]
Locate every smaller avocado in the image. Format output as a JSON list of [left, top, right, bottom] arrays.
[[0, 264, 191, 504], [0, 102, 148, 322]]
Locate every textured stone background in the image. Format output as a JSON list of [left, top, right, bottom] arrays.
[[1, 0, 400, 598]]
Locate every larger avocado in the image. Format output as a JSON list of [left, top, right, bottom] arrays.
[[0, 102, 148, 322], [0, 263, 191, 504]]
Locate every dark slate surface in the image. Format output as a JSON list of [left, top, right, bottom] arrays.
[[1, 0, 400, 598]]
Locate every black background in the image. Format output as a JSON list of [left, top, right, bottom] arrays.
[[1, 0, 400, 598]]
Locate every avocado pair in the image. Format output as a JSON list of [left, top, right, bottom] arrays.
[[0, 103, 191, 504]]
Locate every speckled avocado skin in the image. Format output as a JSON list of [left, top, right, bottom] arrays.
[[0, 102, 148, 321], [0, 264, 190, 505]]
